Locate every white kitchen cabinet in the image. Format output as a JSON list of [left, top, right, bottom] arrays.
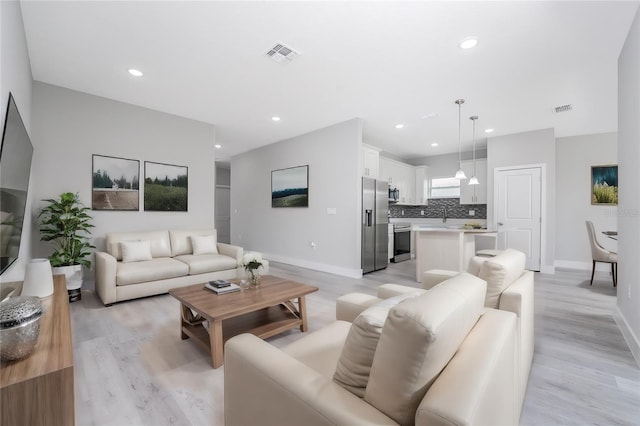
[[380, 156, 420, 204], [379, 156, 395, 184], [414, 165, 429, 205], [459, 159, 487, 204], [362, 146, 379, 178]]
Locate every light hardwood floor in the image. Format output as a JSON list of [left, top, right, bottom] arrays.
[[71, 261, 640, 425]]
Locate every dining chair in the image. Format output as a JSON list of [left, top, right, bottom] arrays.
[[585, 221, 617, 287]]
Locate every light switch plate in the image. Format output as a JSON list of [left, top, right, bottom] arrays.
[[327, 208, 337, 215]]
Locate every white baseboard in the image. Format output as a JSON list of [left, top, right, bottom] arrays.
[[263, 253, 362, 279], [613, 306, 640, 368], [540, 264, 555, 274], [554, 259, 612, 272]]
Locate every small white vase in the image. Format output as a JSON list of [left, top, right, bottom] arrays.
[[21, 258, 54, 298]]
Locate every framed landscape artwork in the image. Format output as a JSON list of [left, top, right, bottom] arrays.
[[591, 164, 618, 205], [144, 161, 188, 211], [271, 165, 309, 208], [92, 154, 140, 210]]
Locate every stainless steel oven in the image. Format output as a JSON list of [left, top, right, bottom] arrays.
[[392, 222, 411, 263]]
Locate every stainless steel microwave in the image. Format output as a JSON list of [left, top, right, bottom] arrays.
[[389, 187, 399, 202]]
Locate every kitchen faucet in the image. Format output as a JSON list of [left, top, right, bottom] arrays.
[[442, 206, 447, 223]]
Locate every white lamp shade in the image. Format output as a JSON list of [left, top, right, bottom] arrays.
[[21, 258, 54, 298], [468, 176, 480, 185], [454, 169, 467, 180]]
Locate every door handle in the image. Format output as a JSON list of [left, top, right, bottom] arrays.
[[497, 222, 504, 226]]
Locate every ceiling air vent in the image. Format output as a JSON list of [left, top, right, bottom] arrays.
[[266, 43, 299, 63], [554, 104, 573, 113]]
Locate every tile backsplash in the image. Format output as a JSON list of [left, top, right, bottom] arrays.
[[389, 198, 486, 219]]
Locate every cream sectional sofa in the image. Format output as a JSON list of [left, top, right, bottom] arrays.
[[336, 248, 534, 421], [225, 272, 519, 426], [95, 229, 242, 305]]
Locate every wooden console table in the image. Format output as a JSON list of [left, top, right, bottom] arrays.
[[0, 275, 74, 426]]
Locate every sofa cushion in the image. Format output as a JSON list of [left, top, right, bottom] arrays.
[[169, 229, 217, 256], [466, 255, 490, 276], [120, 240, 152, 263], [333, 292, 421, 397], [106, 230, 171, 260], [116, 258, 189, 286], [191, 235, 218, 255], [173, 254, 237, 275], [477, 248, 526, 308], [364, 273, 486, 426]]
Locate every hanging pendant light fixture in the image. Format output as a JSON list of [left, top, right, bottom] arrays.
[[454, 99, 467, 180], [468, 115, 479, 185]]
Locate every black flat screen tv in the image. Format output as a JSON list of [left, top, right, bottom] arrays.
[[0, 93, 34, 275]]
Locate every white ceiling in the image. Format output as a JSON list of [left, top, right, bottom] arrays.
[[19, 1, 638, 162]]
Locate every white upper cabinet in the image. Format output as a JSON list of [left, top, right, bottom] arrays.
[[379, 156, 422, 204], [414, 165, 429, 205], [362, 146, 380, 178], [459, 159, 487, 204]]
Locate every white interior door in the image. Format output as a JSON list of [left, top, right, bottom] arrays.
[[495, 167, 542, 271]]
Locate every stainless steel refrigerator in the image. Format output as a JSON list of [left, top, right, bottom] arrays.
[[362, 177, 389, 273]]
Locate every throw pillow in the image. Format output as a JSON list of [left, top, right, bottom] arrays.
[[477, 249, 525, 308], [120, 240, 152, 263], [191, 235, 218, 255], [333, 292, 421, 397]]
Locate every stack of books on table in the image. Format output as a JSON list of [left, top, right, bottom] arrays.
[[204, 280, 241, 294]]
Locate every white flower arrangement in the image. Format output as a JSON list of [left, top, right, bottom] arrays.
[[242, 252, 263, 271]]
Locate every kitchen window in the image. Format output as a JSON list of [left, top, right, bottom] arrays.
[[430, 177, 460, 198]]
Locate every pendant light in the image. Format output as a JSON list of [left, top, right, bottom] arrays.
[[454, 99, 467, 180], [468, 115, 479, 185]]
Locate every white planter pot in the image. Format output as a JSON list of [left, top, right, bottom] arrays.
[[52, 265, 83, 290], [52, 264, 83, 302]]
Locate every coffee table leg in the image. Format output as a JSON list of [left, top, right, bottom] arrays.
[[209, 319, 224, 368], [180, 304, 188, 340], [299, 296, 308, 332]]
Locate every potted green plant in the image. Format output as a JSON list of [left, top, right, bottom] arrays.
[[38, 192, 94, 302]]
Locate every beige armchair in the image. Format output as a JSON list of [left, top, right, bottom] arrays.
[[585, 220, 617, 287]]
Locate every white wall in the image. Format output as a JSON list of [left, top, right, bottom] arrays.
[[555, 132, 617, 269], [408, 150, 488, 179], [487, 128, 556, 273], [231, 119, 362, 277], [0, 0, 34, 282], [616, 6, 640, 366], [30, 83, 216, 277]]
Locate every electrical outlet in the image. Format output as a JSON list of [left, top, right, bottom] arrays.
[[469, 210, 475, 216], [628, 286, 632, 300], [310, 241, 316, 249], [401, 210, 405, 215], [421, 210, 425, 215]]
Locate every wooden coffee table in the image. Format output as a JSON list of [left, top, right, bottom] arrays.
[[168, 275, 318, 368]]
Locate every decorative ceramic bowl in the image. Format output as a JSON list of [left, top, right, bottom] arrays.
[[0, 295, 43, 361]]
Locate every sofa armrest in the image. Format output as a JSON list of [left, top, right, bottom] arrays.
[[417, 309, 518, 426], [335, 293, 381, 322], [377, 283, 426, 299], [421, 269, 457, 290], [95, 251, 117, 305], [225, 334, 398, 426], [216, 242, 243, 265], [499, 270, 535, 410]]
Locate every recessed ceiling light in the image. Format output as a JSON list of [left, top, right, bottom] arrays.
[[395, 124, 404, 129], [459, 37, 478, 49], [431, 142, 439, 147], [128, 69, 143, 77], [421, 113, 439, 120], [214, 144, 222, 149], [484, 128, 494, 133], [272, 116, 281, 122]]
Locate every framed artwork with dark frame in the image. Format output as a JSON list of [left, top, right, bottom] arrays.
[[144, 161, 188, 211], [271, 165, 309, 207], [92, 154, 140, 211], [591, 164, 618, 205]]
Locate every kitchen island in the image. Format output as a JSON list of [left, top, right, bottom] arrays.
[[413, 225, 496, 282]]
